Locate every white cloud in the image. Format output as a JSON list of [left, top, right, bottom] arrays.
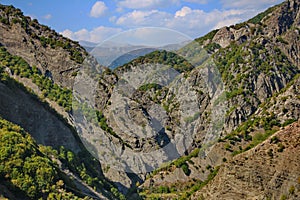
[[60, 29, 73, 39], [116, 10, 171, 27], [213, 17, 242, 29], [61, 26, 122, 43], [73, 29, 90, 40], [117, 0, 180, 9], [175, 6, 192, 17], [90, 1, 108, 18], [221, 0, 283, 9], [43, 14, 52, 20], [62, 0, 283, 44], [115, 7, 254, 38]]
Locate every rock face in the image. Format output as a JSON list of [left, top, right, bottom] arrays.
[[192, 120, 300, 200], [0, 5, 121, 200], [0, 81, 80, 152], [213, 27, 235, 48], [139, 0, 300, 197], [75, 0, 300, 192], [0, 5, 89, 152], [0, 5, 87, 88]]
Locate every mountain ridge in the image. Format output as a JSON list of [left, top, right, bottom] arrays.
[[0, 4, 87, 88]]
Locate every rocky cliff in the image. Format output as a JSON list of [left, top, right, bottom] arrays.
[[0, 5, 87, 88], [192, 120, 300, 200], [138, 0, 300, 198], [0, 4, 123, 200]]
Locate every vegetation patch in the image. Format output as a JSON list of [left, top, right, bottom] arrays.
[[247, 3, 281, 24], [140, 166, 220, 199], [138, 83, 162, 92], [195, 29, 219, 45], [0, 46, 72, 112], [119, 50, 194, 73], [0, 118, 84, 199]]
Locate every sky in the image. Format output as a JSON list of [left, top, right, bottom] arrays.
[[1, 0, 284, 45]]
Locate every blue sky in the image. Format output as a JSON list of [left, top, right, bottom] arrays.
[[2, 0, 284, 44]]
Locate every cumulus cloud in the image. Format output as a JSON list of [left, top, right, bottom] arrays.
[[116, 10, 171, 27], [117, 0, 180, 9], [63, 0, 284, 43], [175, 6, 193, 17], [115, 6, 256, 38], [90, 1, 108, 18], [61, 26, 122, 43], [115, 0, 284, 37]]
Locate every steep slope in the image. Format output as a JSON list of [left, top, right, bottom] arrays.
[[0, 54, 124, 200], [0, 75, 79, 151], [0, 117, 100, 199], [192, 120, 300, 200], [0, 4, 87, 88], [0, 4, 125, 199], [0, 45, 77, 149], [137, 0, 300, 198]]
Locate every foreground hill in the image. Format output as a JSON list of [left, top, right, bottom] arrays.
[[192, 120, 300, 200], [0, 117, 106, 200]]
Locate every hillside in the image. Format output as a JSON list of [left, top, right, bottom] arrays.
[[123, 0, 299, 198], [0, 0, 300, 199], [82, 0, 299, 195], [0, 4, 87, 88], [0, 4, 124, 200], [192, 120, 300, 200], [0, 117, 108, 200], [0, 37, 124, 200]]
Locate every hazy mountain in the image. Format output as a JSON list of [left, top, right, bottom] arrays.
[[85, 40, 191, 69]]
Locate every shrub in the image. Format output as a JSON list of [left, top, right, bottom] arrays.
[[289, 185, 295, 194], [181, 163, 191, 176], [277, 143, 285, 152], [270, 136, 279, 144], [282, 118, 297, 127], [157, 186, 170, 193]]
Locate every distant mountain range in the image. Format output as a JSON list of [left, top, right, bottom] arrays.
[[81, 40, 190, 69]]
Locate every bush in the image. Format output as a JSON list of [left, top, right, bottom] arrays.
[[139, 83, 162, 91], [277, 143, 285, 152], [282, 118, 297, 127], [157, 186, 170, 193], [270, 136, 279, 144], [181, 163, 191, 176], [0, 118, 80, 199], [0, 47, 72, 112]]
